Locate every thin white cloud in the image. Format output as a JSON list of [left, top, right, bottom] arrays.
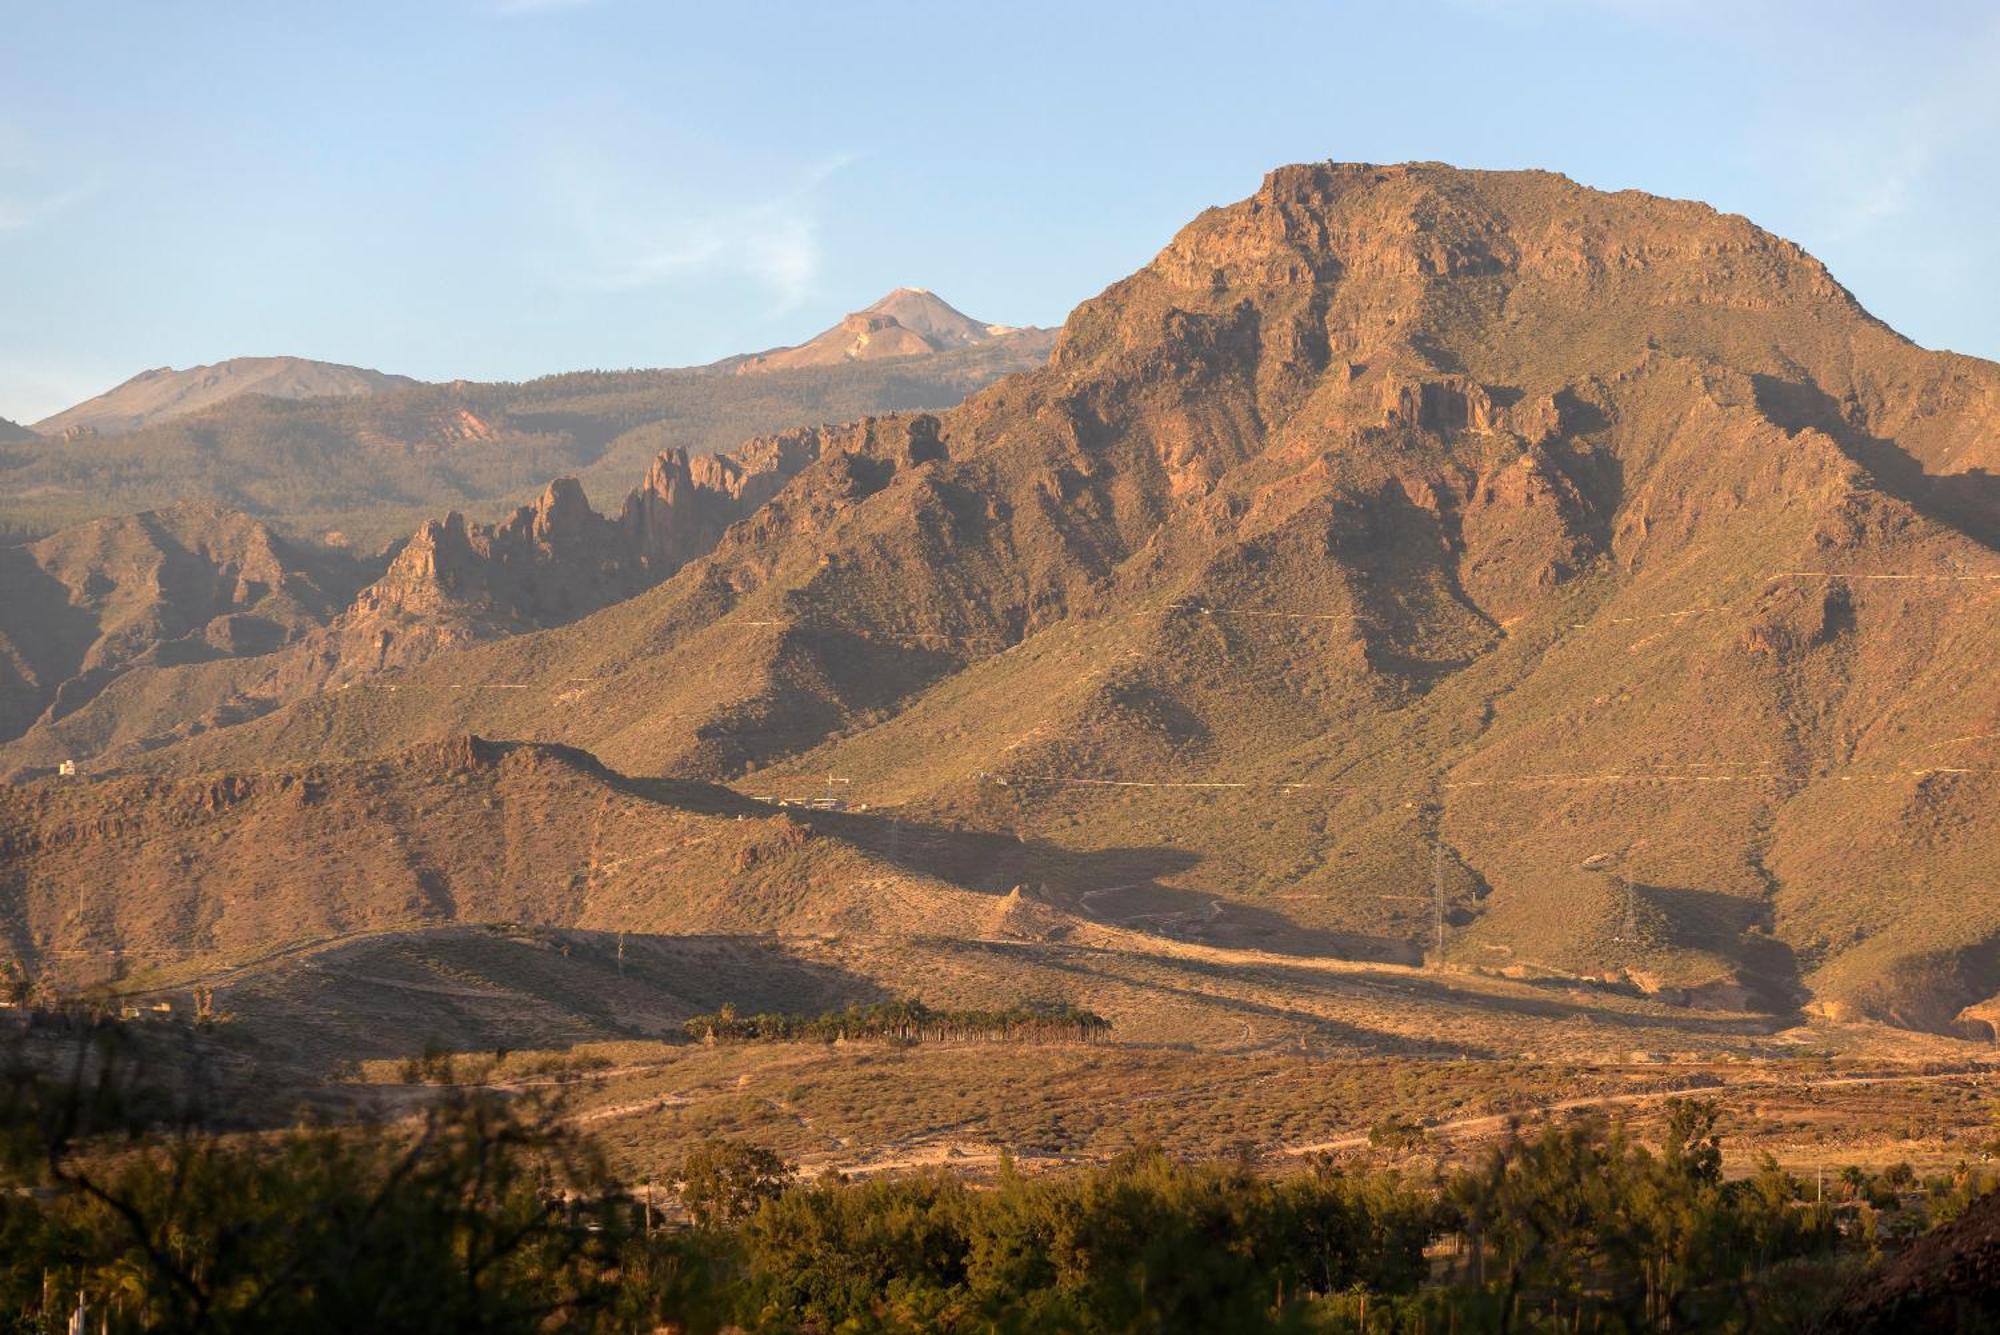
[[0, 185, 91, 234], [1783, 15, 2000, 243], [548, 152, 855, 311]]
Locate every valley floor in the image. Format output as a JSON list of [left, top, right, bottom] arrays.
[[93, 914, 1995, 1186]]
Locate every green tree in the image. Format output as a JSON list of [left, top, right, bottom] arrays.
[[673, 1138, 796, 1229]]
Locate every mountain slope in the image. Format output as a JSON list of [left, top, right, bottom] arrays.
[[0, 734, 1089, 978], [0, 502, 370, 744], [0, 429, 829, 773], [17, 161, 2000, 1037], [33, 356, 417, 438]]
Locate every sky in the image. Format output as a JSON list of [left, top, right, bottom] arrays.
[[2, 0, 1996, 423]]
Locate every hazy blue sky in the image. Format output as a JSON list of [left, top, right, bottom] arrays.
[[2, 1, 1995, 422]]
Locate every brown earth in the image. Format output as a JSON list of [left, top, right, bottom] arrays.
[[1830, 1184, 2000, 1331]]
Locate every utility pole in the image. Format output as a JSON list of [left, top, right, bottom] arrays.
[[1432, 837, 1447, 963], [1420, 789, 1448, 967]]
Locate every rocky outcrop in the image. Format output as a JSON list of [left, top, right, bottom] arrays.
[[317, 432, 828, 675], [1379, 375, 1500, 434], [619, 431, 822, 572]]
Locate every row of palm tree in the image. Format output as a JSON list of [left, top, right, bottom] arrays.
[[682, 999, 1111, 1046]]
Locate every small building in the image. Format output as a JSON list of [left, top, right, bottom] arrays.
[[57, 760, 76, 778]]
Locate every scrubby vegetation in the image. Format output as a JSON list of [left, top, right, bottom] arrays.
[[682, 999, 1111, 1046], [636, 1103, 1875, 1333], [7, 1024, 1996, 1332]]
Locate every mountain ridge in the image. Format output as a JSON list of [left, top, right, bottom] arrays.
[[9, 161, 2000, 1039], [33, 356, 418, 438]]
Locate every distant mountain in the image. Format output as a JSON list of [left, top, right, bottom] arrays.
[[734, 289, 1048, 374], [33, 356, 417, 438], [0, 417, 37, 444], [0, 332, 1053, 550]]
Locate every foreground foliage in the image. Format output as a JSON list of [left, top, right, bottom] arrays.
[[4, 1027, 1995, 1332], [2, 1029, 636, 1332], [642, 1104, 1861, 1333]]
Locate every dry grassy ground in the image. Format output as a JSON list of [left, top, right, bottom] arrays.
[[344, 1035, 1999, 1188], [104, 913, 1993, 1187]]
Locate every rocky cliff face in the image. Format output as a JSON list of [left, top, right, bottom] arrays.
[[307, 430, 829, 676]]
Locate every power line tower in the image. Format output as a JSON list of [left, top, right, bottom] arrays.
[[1418, 791, 1449, 968]]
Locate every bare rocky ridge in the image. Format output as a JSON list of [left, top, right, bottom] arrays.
[[0, 430, 831, 770], [33, 356, 417, 438], [8, 162, 2000, 1040], [305, 428, 827, 676], [735, 289, 1048, 374]]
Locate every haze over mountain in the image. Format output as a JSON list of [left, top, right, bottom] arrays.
[[32, 356, 418, 439], [733, 289, 1044, 374], [0, 295, 1053, 549], [7, 163, 2000, 1053]]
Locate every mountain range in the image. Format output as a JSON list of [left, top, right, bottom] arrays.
[[5, 163, 2000, 1053], [0, 293, 1052, 549]]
